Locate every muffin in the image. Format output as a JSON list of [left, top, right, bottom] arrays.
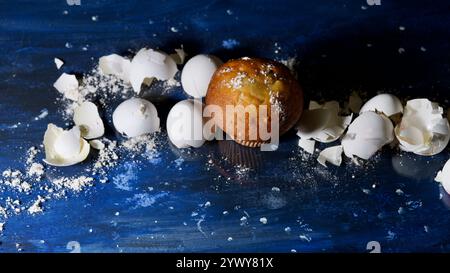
[[205, 57, 303, 147]]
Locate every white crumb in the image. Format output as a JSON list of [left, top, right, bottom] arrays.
[[28, 196, 45, 214]]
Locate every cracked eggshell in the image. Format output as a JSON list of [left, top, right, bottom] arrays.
[[181, 54, 223, 98], [395, 99, 450, 156], [73, 101, 104, 139], [129, 48, 178, 94], [298, 138, 315, 154], [112, 98, 160, 138], [166, 99, 206, 148], [317, 145, 343, 167], [342, 111, 394, 160], [296, 101, 352, 143], [360, 93, 403, 117], [435, 159, 450, 194], [99, 54, 131, 82], [43, 124, 90, 167], [53, 73, 79, 101]]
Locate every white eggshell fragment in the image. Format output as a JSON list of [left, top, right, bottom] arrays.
[[360, 93, 403, 117], [99, 54, 131, 82], [342, 111, 394, 160], [297, 101, 353, 143], [43, 124, 90, 167], [298, 138, 315, 154], [395, 99, 450, 156], [112, 98, 160, 138], [73, 101, 104, 139], [129, 48, 178, 94], [167, 99, 206, 148], [89, 139, 105, 150], [53, 73, 79, 101], [435, 159, 450, 194], [317, 145, 343, 167], [54, 58, 64, 69], [181, 54, 223, 98]]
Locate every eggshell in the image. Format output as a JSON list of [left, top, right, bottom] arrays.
[[317, 145, 343, 167], [298, 138, 315, 154], [89, 139, 105, 150], [360, 93, 403, 117], [43, 124, 90, 166], [166, 99, 206, 148], [435, 159, 450, 194], [181, 54, 223, 98], [73, 101, 104, 139], [297, 100, 352, 144], [53, 73, 79, 101], [395, 99, 450, 156], [99, 54, 131, 82], [112, 98, 160, 138], [342, 111, 394, 160], [54, 58, 64, 69], [129, 48, 178, 93]]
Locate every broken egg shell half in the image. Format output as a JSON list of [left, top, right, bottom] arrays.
[[342, 111, 394, 160], [435, 159, 450, 194], [395, 99, 450, 156], [167, 99, 207, 148], [360, 93, 403, 117], [99, 54, 131, 82], [112, 98, 160, 138], [53, 73, 79, 101], [43, 124, 90, 167], [296, 100, 353, 144], [129, 48, 178, 94], [73, 101, 104, 139], [181, 54, 223, 98]]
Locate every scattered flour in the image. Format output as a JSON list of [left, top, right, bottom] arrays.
[[52, 176, 94, 193], [28, 196, 45, 215]]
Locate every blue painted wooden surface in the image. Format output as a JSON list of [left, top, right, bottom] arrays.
[[1, 0, 450, 252]]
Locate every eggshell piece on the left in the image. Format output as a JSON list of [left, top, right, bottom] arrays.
[[43, 124, 90, 167]]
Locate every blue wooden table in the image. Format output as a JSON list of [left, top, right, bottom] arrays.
[[1, 0, 450, 252]]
